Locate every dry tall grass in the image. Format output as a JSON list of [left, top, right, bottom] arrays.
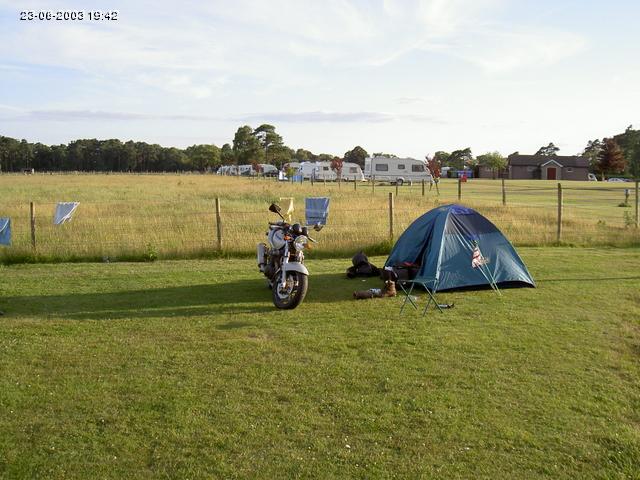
[[1, 173, 637, 262]]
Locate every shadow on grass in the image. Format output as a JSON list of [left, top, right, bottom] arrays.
[[538, 276, 640, 283], [1, 273, 371, 321]]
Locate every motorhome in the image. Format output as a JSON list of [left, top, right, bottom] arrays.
[[364, 156, 432, 185], [297, 161, 365, 181]]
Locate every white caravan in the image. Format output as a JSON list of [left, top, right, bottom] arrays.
[[364, 156, 432, 185], [297, 161, 365, 181], [258, 164, 278, 176], [217, 165, 238, 175], [238, 164, 254, 176], [283, 162, 300, 171]]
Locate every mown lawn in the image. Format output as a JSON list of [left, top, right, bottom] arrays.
[[0, 248, 639, 479]]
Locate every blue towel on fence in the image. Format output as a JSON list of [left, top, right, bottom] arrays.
[[54, 202, 80, 225], [0, 218, 11, 246], [305, 197, 330, 226]]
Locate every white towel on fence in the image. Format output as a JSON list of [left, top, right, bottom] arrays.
[[0, 218, 10, 246], [54, 202, 80, 225]]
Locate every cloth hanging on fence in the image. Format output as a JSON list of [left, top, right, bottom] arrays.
[[0, 218, 11, 246], [54, 202, 80, 225], [305, 197, 330, 225], [278, 197, 294, 222]]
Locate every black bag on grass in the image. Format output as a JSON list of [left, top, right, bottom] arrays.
[[346, 251, 381, 278]]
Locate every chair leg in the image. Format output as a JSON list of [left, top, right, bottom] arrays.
[[399, 282, 418, 314], [422, 286, 444, 315]]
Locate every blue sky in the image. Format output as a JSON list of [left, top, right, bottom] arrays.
[[1, 0, 639, 158]]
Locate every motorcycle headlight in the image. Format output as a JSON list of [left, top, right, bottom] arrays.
[[293, 235, 308, 251]]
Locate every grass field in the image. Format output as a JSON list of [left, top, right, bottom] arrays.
[[1, 248, 639, 478], [1, 174, 639, 264]]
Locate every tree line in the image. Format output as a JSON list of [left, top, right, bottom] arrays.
[[0, 124, 361, 174], [1, 124, 639, 177]]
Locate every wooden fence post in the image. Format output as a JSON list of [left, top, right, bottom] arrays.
[[557, 183, 563, 243], [388, 192, 394, 242], [30, 201, 36, 249], [502, 178, 506, 206], [215, 197, 222, 251], [422, 179, 425, 197], [635, 180, 639, 228], [372, 176, 375, 194], [395, 182, 399, 197], [458, 178, 462, 201], [354, 179, 357, 191]]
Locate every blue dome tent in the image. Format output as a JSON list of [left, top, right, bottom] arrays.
[[385, 204, 535, 292]]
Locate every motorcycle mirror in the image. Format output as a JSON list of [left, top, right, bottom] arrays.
[[268, 203, 282, 214], [313, 223, 324, 232]]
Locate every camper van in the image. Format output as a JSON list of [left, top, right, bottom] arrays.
[[364, 156, 432, 185], [297, 161, 365, 181]]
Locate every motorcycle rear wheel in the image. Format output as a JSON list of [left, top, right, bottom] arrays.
[[272, 272, 308, 309]]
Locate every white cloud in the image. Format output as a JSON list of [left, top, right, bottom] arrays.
[[0, 107, 445, 125], [444, 27, 587, 73]]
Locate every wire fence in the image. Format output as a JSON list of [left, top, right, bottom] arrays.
[[1, 177, 639, 262]]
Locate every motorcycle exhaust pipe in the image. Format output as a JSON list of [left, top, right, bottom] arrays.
[[257, 243, 267, 272]]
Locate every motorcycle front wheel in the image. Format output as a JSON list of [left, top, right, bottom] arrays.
[[272, 271, 308, 309]]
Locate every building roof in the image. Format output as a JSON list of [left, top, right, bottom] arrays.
[[508, 155, 589, 168]]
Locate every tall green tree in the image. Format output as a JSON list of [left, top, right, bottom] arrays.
[[448, 148, 474, 170], [295, 148, 315, 162], [582, 139, 603, 171], [535, 142, 560, 156], [185, 144, 221, 171], [0, 136, 20, 171], [629, 142, 640, 178], [254, 124, 283, 165], [220, 143, 235, 165], [268, 145, 293, 169], [19, 139, 34, 170], [343, 145, 368, 168], [232, 125, 262, 165], [476, 151, 506, 178], [433, 151, 450, 167], [158, 147, 188, 171], [613, 125, 640, 176], [32, 143, 52, 170]]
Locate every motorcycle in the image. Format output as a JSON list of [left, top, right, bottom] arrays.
[[257, 203, 323, 309]]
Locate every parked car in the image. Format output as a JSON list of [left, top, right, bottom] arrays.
[[587, 173, 598, 181], [607, 177, 630, 182]]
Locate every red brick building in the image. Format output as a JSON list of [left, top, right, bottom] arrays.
[[507, 154, 590, 181]]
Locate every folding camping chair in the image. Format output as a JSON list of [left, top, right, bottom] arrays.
[[398, 278, 444, 315]]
